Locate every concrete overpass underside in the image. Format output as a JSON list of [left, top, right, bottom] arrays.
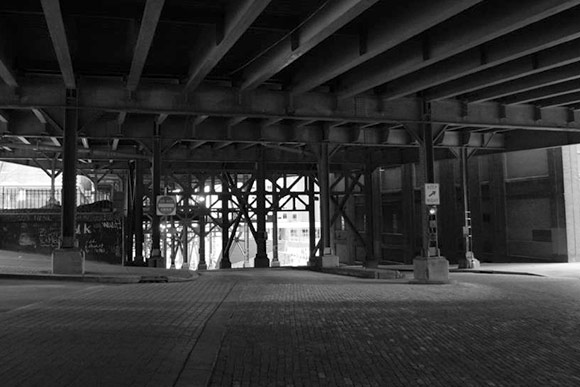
[[1, 0, 580, 274]]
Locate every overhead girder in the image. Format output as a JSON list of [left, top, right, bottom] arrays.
[[379, 7, 580, 100], [289, 0, 481, 95], [427, 40, 580, 102], [336, 0, 580, 99], [498, 80, 580, 105], [0, 77, 579, 134], [126, 0, 166, 92], [239, 0, 379, 90], [40, 0, 75, 89], [184, 0, 272, 92]]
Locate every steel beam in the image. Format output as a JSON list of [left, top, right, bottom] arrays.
[[40, 0, 76, 89], [427, 41, 580, 101], [337, 0, 580, 99], [499, 80, 580, 105], [240, 0, 378, 90], [126, 0, 165, 92], [532, 91, 580, 108], [2, 78, 580, 132], [184, 0, 272, 92], [380, 7, 580, 100], [290, 0, 481, 95]]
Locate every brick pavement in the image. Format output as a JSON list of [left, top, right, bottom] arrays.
[[1, 269, 580, 386]]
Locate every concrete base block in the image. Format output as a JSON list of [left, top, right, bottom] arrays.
[[458, 256, 481, 269], [271, 260, 280, 267], [197, 262, 208, 270], [321, 254, 339, 268], [413, 256, 449, 283], [254, 256, 270, 268], [52, 249, 85, 274]]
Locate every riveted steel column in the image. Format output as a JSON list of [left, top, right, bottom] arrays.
[[254, 148, 270, 268], [60, 92, 78, 249], [198, 213, 207, 270], [318, 143, 331, 255], [271, 182, 280, 267], [150, 122, 162, 266], [308, 175, 317, 266], [52, 89, 84, 274], [221, 191, 232, 269], [364, 162, 378, 267], [134, 159, 145, 264]]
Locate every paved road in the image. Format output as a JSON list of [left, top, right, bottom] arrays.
[[1, 269, 580, 386], [0, 279, 102, 313]]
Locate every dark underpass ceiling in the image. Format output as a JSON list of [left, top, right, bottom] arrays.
[[2, 0, 580, 174]]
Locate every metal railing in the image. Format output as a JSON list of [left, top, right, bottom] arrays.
[[0, 187, 111, 210]]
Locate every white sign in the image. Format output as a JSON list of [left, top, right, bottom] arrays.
[[424, 183, 440, 205], [156, 195, 177, 216]]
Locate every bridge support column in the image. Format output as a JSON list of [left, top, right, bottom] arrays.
[[318, 143, 339, 268], [254, 150, 270, 268], [221, 192, 232, 269], [413, 103, 449, 283], [308, 175, 317, 266], [364, 160, 381, 268], [458, 147, 480, 269], [271, 183, 280, 267], [134, 159, 145, 264], [198, 213, 207, 270], [52, 90, 84, 274], [149, 122, 162, 267]]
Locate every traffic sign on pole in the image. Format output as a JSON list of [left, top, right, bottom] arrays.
[[156, 195, 177, 216], [424, 183, 440, 205]]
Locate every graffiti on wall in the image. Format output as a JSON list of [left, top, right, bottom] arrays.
[[0, 211, 123, 263]]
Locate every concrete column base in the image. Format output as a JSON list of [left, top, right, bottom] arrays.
[[52, 249, 85, 274], [254, 255, 270, 268], [458, 255, 481, 269], [364, 260, 379, 268], [413, 256, 449, 283], [321, 254, 339, 268], [271, 260, 280, 267], [197, 262, 208, 270]]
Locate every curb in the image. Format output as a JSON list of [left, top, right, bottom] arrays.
[[0, 271, 199, 284]]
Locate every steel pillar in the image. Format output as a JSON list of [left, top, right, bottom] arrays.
[[364, 162, 379, 268], [134, 159, 145, 264], [458, 148, 480, 269], [413, 101, 449, 283], [61, 100, 77, 249], [254, 149, 270, 268], [271, 184, 280, 267], [308, 175, 317, 266], [198, 213, 207, 269], [220, 192, 232, 269], [52, 90, 84, 274], [150, 122, 162, 266], [317, 143, 339, 267], [181, 174, 191, 270]]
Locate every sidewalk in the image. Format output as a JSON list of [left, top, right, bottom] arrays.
[[328, 262, 580, 280], [0, 249, 197, 283]]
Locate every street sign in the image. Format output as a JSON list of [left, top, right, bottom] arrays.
[[156, 195, 177, 216], [424, 183, 440, 205]]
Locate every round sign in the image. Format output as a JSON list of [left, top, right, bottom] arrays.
[[156, 195, 177, 216]]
